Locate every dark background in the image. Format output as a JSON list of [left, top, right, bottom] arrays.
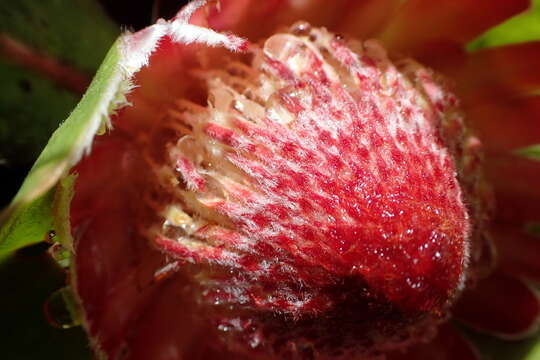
[[98, 0, 186, 31]]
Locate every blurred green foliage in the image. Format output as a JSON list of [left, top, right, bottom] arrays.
[[0, 0, 118, 72], [0, 0, 118, 177], [468, 0, 540, 51], [516, 144, 540, 161], [0, 59, 79, 169]]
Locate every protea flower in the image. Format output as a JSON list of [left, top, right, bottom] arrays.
[[2, 0, 540, 359]]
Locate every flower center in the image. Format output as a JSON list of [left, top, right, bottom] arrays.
[[149, 21, 490, 357]]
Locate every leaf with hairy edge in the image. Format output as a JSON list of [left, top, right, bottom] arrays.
[[0, 1, 248, 257], [52, 174, 77, 252], [0, 38, 127, 256]]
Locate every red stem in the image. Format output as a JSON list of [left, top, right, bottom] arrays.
[[0, 33, 91, 95]]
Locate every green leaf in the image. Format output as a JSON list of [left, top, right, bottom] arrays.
[[515, 144, 540, 161], [525, 339, 540, 360], [468, 0, 540, 51], [0, 37, 128, 256], [0, 190, 54, 255], [52, 174, 77, 252]]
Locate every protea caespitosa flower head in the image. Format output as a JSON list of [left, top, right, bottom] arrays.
[[2, 1, 540, 359]]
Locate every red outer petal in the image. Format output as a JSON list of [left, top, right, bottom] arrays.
[[116, 37, 202, 133], [467, 96, 540, 226], [71, 135, 238, 359], [333, 0, 401, 38], [466, 96, 540, 155], [492, 224, 540, 283], [380, 0, 530, 55], [484, 155, 540, 224], [206, 0, 401, 40], [71, 136, 162, 357], [403, 40, 468, 76], [387, 324, 480, 360], [453, 42, 540, 106], [454, 273, 540, 339], [107, 275, 255, 360]]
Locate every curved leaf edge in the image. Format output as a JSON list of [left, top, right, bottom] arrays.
[[0, 0, 248, 257], [0, 37, 126, 256]]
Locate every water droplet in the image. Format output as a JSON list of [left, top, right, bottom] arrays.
[[96, 120, 108, 135], [47, 243, 70, 268], [249, 331, 263, 348], [45, 230, 56, 243], [232, 99, 244, 112], [290, 21, 311, 36], [44, 287, 80, 329]]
